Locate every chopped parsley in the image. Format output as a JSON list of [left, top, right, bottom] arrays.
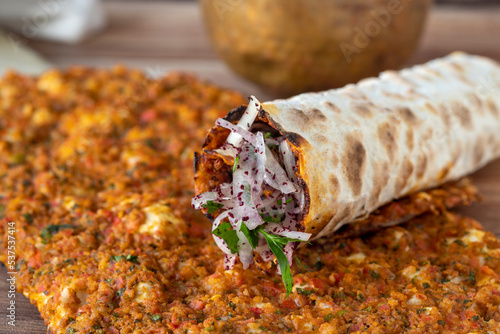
[[259, 229, 303, 296], [469, 270, 476, 285], [240, 222, 259, 249], [422, 282, 431, 289], [150, 314, 162, 322], [260, 214, 283, 224], [110, 254, 140, 264], [296, 288, 313, 296], [264, 132, 271, 138], [212, 222, 303, 296], [23, 213, 34, 224], [202, 200, 224, 214], [212, 221, 239, 254], [277, 198, 293, 205], [232, 156, 240, 173], [324, 313, 333, 322], [40, 224, 76, 244]]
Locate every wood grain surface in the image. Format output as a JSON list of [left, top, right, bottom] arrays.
[[0, 1, 499, 333]]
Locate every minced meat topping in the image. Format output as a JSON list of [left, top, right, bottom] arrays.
[[0, 68, 499, 334]]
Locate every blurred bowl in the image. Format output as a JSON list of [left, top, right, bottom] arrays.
[[200, 0, 431, 96]]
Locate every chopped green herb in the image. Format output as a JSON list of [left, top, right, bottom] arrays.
[[422, 282, 431, 289], [438, 320, 445, 326], [150, 314, 162, 322], [416, 308, 425, 315], [260, 214, 283, 224], [324, 313, 333, 322], [277, 198, 293, 206], [228, 301, 236, 310], [212, 222, 239, 254], [126, 254, 140, 264], [463, 299, 472, 304], [259, 326, 269, 332], [23, 213, 34, 224], [454, 239, 467, 247], [116, 288, 125, 297], [40, 224, 76, 244], [202, 200, 224, 214], [259, 229, 302, 297], [469, 270, 476, 285], [337, 310, 348, 316], [296, 288, 313, 296], [441, 278, 450, 284], [401, 314, 409, 327], [240, 222, 259, 249], [314, 260, 324, 270], [232, 156, 240, 173], [265, 132, 271, 138], [371, 271, 380, 279], [364, 306, 372, 312], [274, 309, 281, 314], [472, 315, 480, 321]]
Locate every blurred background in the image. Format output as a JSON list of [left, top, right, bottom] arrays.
[[0, 0, 499, 99]]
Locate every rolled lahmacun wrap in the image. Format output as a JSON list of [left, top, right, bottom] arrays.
[[192, 52, 500, 292]]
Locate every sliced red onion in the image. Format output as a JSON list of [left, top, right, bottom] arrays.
[[224, 253, 237, 270], [195, 96, 312, 275], [279, 140, 297, 182], [264, 146, 297, 194], [264, 223, 310, 241], [264, 137, 280, 146], [192, 192, 220, 209], [236, 223, 253, 269], [217, 118, 257, 145], [225, 96, 261, 148], [213, 143, 239, 160]]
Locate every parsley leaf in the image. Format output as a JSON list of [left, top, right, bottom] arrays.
[[212, 222, 239, 254], [296, 288, 313, 296], [233, 156, 240, 173], [469, 270, 476, 285], [40, 224, 76, 244], [150, 314, 162, 322], [259, 229, 303, 297], [240, 222, 259, 249], [202, 200, 224, 214], [260, 214, 283, 224]]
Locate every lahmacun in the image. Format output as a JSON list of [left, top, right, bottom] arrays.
[[0, 68, 499, 333]]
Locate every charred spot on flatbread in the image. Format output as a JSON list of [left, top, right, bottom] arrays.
[[377, 122, 399, 160], [397, 107, 417, 124], [323, 101, 341, 113], [452, 102, 473, 129], [395, 159, 414, 195], [487, 98, 500, 119], [353, 104, 373, 118], [342, 135, 366, 197]]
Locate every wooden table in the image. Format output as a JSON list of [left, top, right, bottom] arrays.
[[1, 2, 499, 333]]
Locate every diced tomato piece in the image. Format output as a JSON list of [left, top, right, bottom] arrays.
[[189, 299, 205, 310], [28, 251, 42, 269], [280, 299, 298, 310], [249, 307, 263, 318], [140, 109, 157, 122]]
